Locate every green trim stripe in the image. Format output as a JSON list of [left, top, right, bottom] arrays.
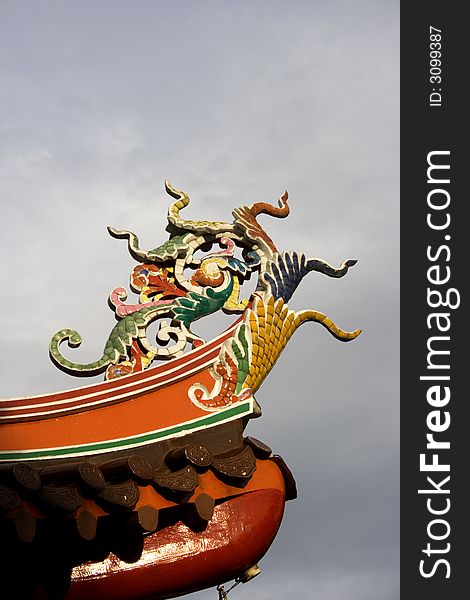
[[0, 402, 252, 461]]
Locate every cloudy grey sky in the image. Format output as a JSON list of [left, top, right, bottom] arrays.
[[0, 1, 399, 599]]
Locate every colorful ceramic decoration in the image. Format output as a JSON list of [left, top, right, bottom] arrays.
[[0, 183, 360, 600]]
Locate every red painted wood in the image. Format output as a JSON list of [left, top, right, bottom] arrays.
[[57, 489, 285, 600]]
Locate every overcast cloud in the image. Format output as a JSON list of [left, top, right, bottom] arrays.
[[0, 1, 399, 599]]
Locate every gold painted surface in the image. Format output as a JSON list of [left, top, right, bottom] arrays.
[[243, 295, 361, 394]]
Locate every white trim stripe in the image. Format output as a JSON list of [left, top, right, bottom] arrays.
[[0, 400, 253, 461]]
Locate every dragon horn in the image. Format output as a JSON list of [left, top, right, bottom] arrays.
[[248, 190, 290, 219], [232, 191, 290, 255], [165, 181, 235, 235], [107, 226, 150, 261]]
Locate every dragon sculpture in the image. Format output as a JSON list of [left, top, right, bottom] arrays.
[[1, 182, 361, 600], [50, 181, 361, 408]]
